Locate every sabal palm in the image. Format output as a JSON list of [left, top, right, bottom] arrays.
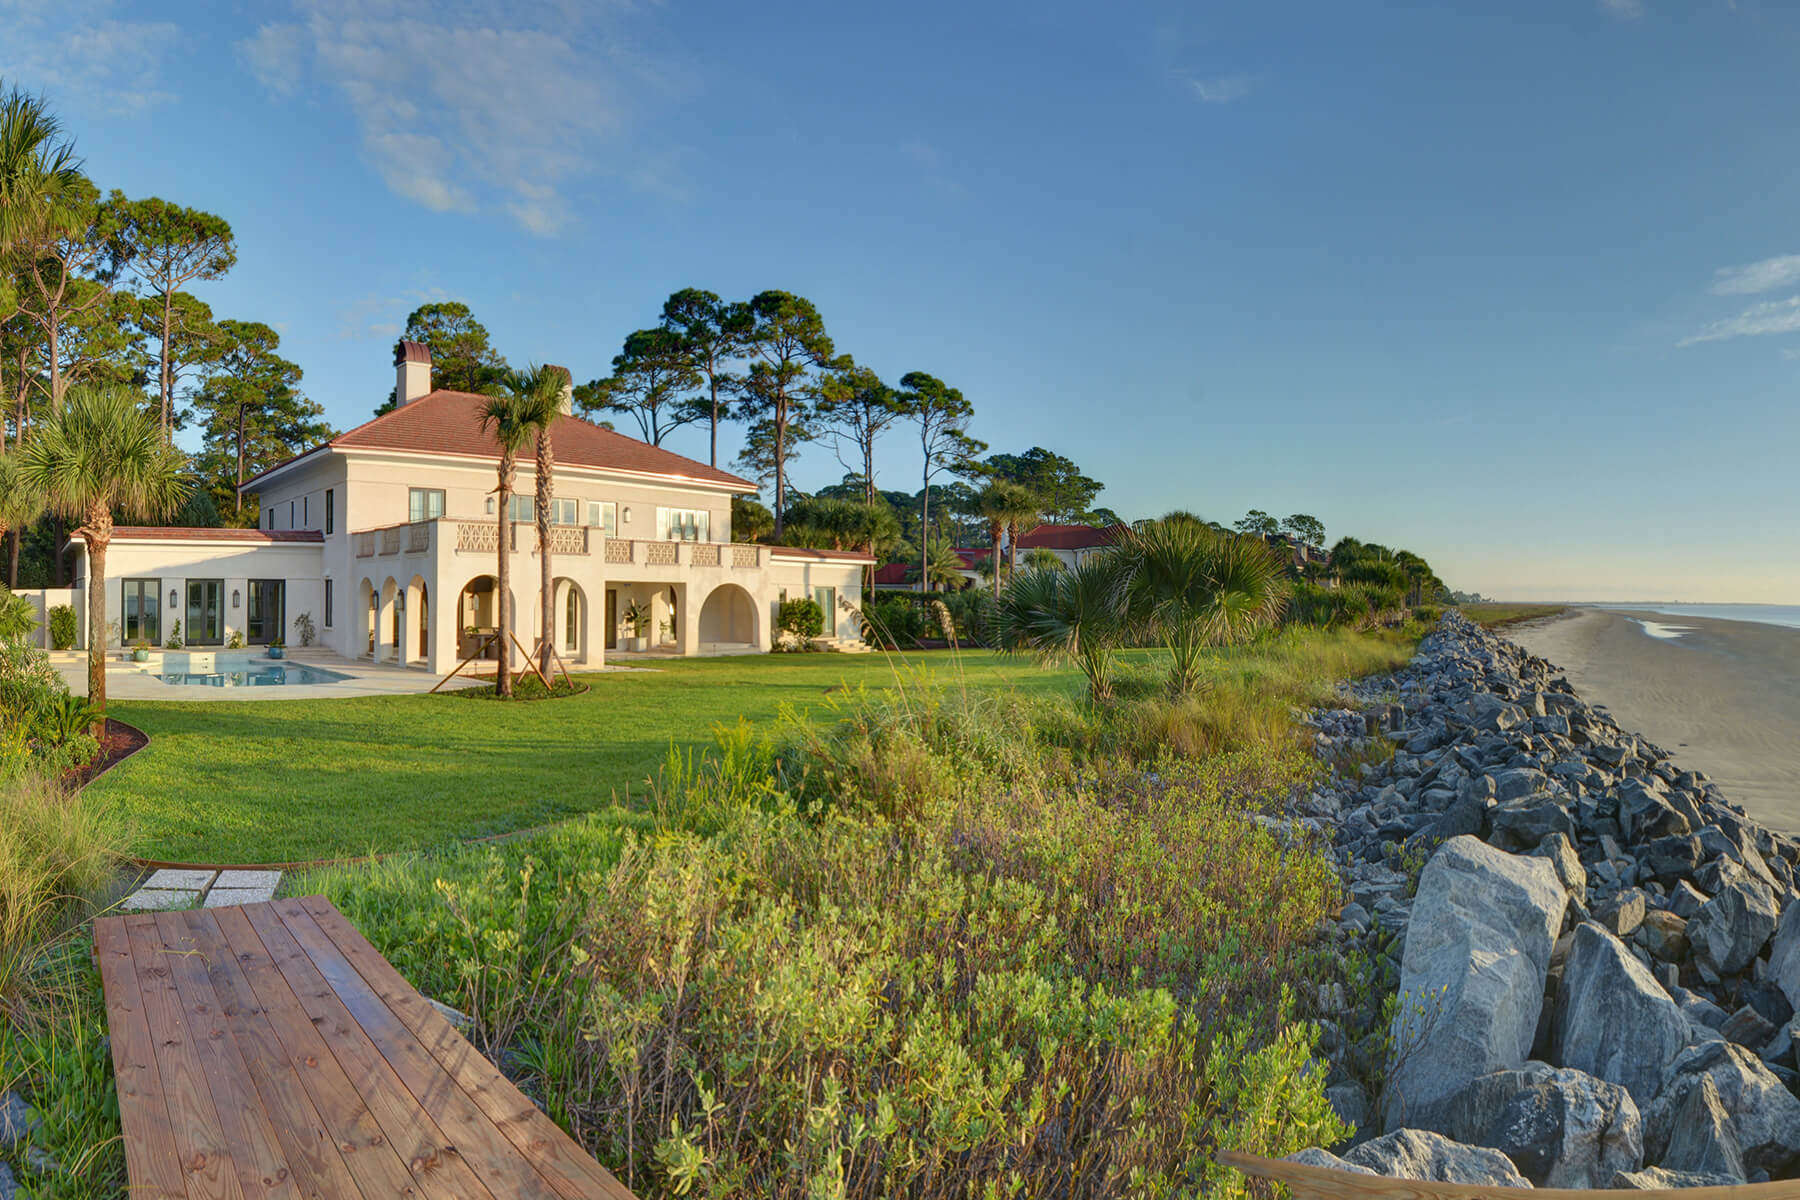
[[1022, 547, 1064, 572], [975, 480, 1037, 599], [0, 454, 44, 548], [995, 556, 1129, 703], [477, 391, 538, 698], [907, 534, 965, 593], [18, 385, 189, 712], [508, 366, 566, 678], [0, 83, 82, 248], [1121, 519, 1289, 697]]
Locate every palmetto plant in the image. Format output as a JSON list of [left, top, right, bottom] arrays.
[[0, 454, 45, 555], [1022, 547, 1064, 572], [1120, 519, 1290, 697], [976, 479, 1038, 600], [994, 557, 1129, 703], [905, 535, 966, 593], [478, 390, 539, 698], [18, 385, 189, 713], [0, 83, 82, 249]]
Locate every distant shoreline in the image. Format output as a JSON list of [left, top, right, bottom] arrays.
[[1508, 608, 1800, 833]]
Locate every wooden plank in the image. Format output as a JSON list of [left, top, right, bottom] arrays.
[[123, 913, 248, 1200], [238, 902, 502, 1200], [92, 916, 192, 1200], [270, 899, 569, 1200], [299, 896, 638, 1200], [147, 910, 302, 1200], [1216, 1151, 1800, 1200], [210, 904, 453, 1200], [163, 908, 363, 1200]]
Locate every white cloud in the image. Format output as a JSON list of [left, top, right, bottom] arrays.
[[239, 0, 687, 236], [1600, 0, 1644, 18], [1708, 253, 1800, 296], [1679, 295, 1800, 346], [332, 287, 449, 342], [0, 0, 180, 114], [1190, 74, 1253, 104]]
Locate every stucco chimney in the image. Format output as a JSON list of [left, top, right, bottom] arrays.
[[547, 364, 574, 416], [395, 341, 432, 406]]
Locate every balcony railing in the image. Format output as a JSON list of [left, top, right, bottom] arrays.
[[349, 518, 768, 570]]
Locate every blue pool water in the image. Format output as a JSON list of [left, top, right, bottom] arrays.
[[156, 660, 349, 688]]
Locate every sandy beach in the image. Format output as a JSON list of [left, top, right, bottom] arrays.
[[1510, 608, 1800, 833]]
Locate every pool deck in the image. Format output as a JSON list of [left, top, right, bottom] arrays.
[[49, 648, 482, 701]]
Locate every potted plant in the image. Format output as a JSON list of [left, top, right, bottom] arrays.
[[267, 639, 286, 660], [131, 639, 151, 663], [623, 600, 652, 651]]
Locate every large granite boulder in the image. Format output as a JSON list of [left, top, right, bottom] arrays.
[[1550, 922, 1687, 1108], [1344, 1129, 1531, 1187], [1488, 799, 1575, 853], [1384, 837, 1566, 1130], [1285, 1147, 1376, 1176], [1644, 1042, 1800, 1175], [1659, 1075, 1745, 1182], [1620, 781, 1691, 841], [1613, 1166, 1742, 1189], [1433, 1062, 1641, 1188], [1766, 900, 1800, 1011], [1690, 877, 1779, 976]]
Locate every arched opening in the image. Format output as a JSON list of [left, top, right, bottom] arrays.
[[698, 583, 757, 647], [407, 575, 430, 664], [554, 578, 586, 661], [458, 576, 503, 661], [380, 577, 400, 663], [358, 578, 376, 658]]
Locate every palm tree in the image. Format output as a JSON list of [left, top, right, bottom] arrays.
[[1118, 519, 1289, 697], [0, 454, 44, 558], [904, 534, 965, 593], [975, 480, 1038, 600], [0, 83, 82, 249], [477, 391, 537, 698], [18, 385, 188, 713], [1022, 547, 1065, 572], [509, 365, 567, 680], [994, 556, 1129, 703]]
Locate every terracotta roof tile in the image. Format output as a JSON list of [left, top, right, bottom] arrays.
[[1014, 523, 1126, 550], [768, 546, 875, 563], [74, 527, 325, 544], [244, 390, 754, 491]]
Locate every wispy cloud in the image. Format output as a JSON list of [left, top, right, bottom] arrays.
[[239, 0, 689, 236], [1599, 0, 1644, 18], [332, 287, 449, 342], [1680, 295, 1800, 346], [0, 0, 180, 114], [1709, 253, 1800, 296], [1189, 74, 1253, 104]]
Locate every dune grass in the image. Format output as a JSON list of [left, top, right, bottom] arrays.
[[1458, 602, 1567, 630]]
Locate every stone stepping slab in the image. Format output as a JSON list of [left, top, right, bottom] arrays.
[[119, 867, 282, 912]]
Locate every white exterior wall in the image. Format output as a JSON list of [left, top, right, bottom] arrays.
[[70, 538, 325, 650]]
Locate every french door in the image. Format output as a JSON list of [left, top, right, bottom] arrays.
[[186, 580, 223, 645], [122, 579, 160, 645], [247, 580, 285, 644]]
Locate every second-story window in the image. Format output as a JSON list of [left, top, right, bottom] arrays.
[[409, 488, 446, 523], [587, 501, 617, 536], [325, 489, 335, 535], [656, 507, 710, 542]]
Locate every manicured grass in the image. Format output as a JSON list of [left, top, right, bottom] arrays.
[[1459, 602, 1568, 629], [95, 652, 1081, 863]]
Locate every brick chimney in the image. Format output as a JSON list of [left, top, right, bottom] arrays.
[[546, 364, 574, 416], [395, 341, 432, 407]]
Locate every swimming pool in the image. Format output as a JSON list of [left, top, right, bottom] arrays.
[[148, 653, 350, 688]]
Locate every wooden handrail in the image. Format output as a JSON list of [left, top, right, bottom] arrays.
[[1215, 1151, 1800, 1200]]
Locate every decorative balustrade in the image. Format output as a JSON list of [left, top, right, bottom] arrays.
[[380, 527, 402, 555], [408, 523, 431, 554], [731, 544, 760, 568], [604, 539, 634, 564], [690, 543, 720, 567], [547, 526, 588, 555], [645, 541, 680, 566], [355, 532, 375, 558]]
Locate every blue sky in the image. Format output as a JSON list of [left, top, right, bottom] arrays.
[[6, 0, 1798, 602]]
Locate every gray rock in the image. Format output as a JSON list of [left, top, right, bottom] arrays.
[[1690, 878, 1779, 976], [1492, 767, 1549, 802], [1668, 880, 1709, 919], [1767, 900, 1800, 1012], [1552, 922, 1687, 1108], [1488, 798, 1576, 853], [1645, 1041, 1800, 1175], [1285, 1147, 1378, 1176], [1434, 1062, 1641, 1188], [1528, 832, 1588, 897], [1621, 781, 1691, 840], [0, 1162, 13, 1200], [1613, 1166, 1742, 1188], [1327, 1081, 1371, 1135], [1385, 837, 1566, 1130], [1640, 835, 1702, 883], [1660, 1074, 1745, 1182], [1342, 1128, 1531, 1187], [1721, 1005, 1778, 1050], [0, 1092, 33, 1150], [425, 995, 475, 1034], [1596, 888, 1647, 938]]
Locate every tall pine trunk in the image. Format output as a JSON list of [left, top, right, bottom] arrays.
[[160, 291, 174, 439], [536, 429, 555, 678]]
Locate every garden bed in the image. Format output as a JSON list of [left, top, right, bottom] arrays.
[[65, 718, 149, 789]]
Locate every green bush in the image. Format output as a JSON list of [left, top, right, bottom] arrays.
[[47, 605, 77, 651], [775, 597, 824, 642], [0, 637, 100, 776], [0, 587, 36, 643]]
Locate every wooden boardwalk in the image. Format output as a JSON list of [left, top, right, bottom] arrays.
[[95, 896, 638, 1200]]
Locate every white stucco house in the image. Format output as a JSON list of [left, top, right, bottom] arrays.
[[66, 343, 871, 674]]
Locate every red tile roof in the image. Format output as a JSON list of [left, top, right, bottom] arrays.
[[244, 390, 754, 491], [72, 527, 325, 544], [873, 563, 912, 585], [1014, 523, 1126, 550], [953, 548, 992, 568]]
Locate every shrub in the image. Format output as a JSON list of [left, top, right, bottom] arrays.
[[859, 594, 926, 648], [46, 605, 77, 651], [293, 611, 316, 647], [164, 619, 184, 650], [0, 587, 36, 643], [775, 597, 824, 642]]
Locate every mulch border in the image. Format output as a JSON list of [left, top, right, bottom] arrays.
[[66, 717, 150, 789]]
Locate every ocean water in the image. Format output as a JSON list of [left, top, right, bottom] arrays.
[[1600, 603, 1800, 632]]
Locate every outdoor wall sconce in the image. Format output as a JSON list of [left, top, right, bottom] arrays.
[[168, 589, 178, 609], [622, 506, 632, 522], [232, 589, 241, 609]]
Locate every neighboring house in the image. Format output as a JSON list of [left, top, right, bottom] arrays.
[[1007, 523, 1126, 569], [67, 343, 870, 672], [871, 549, 990, 593]]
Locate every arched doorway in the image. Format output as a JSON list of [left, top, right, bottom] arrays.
[[407, 575, 430, 664], [458, 576, 505, 661], [359, 578, 377, 658], [554, 578, 587, 662], [698, 583, 757, 647]]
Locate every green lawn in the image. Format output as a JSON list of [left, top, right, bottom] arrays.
[[96, 651, 1080, 864]]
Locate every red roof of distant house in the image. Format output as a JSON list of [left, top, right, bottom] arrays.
[[242, 390, 754, 491], [954, 548, 991, 568], [1013, 523, 1126, 550], [71, 527, 325, 544], [873, 563, 911, 585], [768, 546, 876, 563]]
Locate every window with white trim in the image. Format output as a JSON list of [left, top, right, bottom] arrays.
[[408, 488, 445, 523], [587, 501, 617, 536], [656, 507, 710, 542]]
